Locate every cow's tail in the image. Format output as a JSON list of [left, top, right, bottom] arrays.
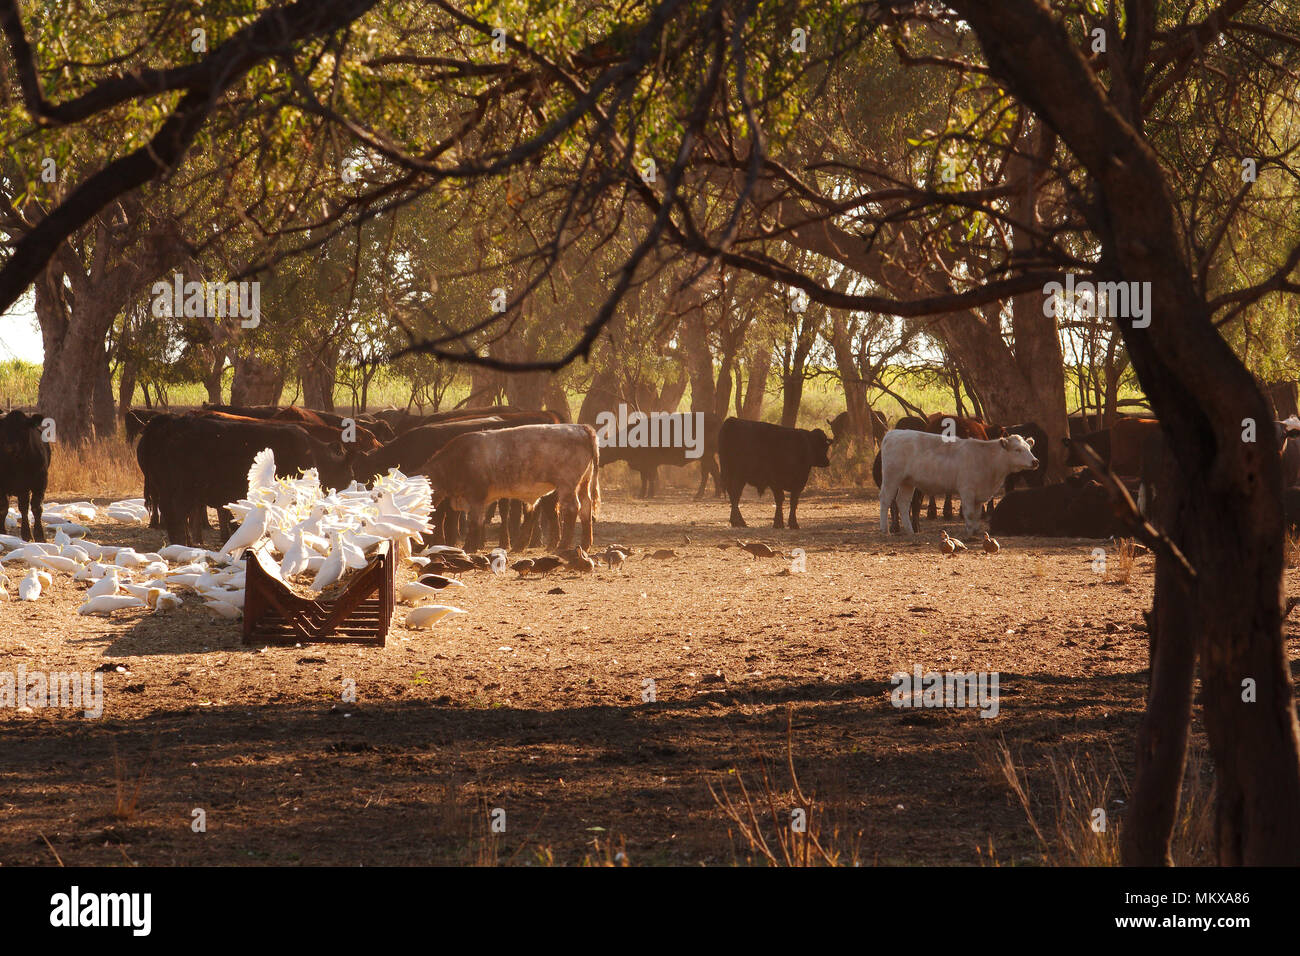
[[586, 424, 601, 515]]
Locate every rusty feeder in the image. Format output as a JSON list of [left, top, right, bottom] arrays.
[[242, 541, 395, 646]]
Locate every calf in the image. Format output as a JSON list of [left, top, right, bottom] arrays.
[[879, 431, 1038, 536], [423, 423, 600, 552], [0, 410, 51, 542], [989, 474, 1127, 538], [718, 417, 833, 530]]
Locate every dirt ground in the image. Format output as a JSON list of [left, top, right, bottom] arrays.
[[3, 469, 1297, 866]]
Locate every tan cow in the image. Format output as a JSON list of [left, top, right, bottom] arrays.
[[423, 423, 600, 550]]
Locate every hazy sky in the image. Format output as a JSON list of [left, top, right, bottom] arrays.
[[0, 293, 42, 363]]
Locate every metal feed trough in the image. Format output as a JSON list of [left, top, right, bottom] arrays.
[[241, 541, 395, 646]]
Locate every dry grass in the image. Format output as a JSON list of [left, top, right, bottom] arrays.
[[986, 736, 1215, 866], [46, 438, 140, 500], [111, 741, 154, 823], [1106, 538, 1137, 584], [711, 708, 870, 866], [1286, 533, 1300, 570]]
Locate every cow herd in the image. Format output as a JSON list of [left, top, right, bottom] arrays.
[[8, 396, 1300, 559]]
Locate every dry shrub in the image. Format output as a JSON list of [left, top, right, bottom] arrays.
[[985, 736, 1215, 866], [711, 708, 871, 866], [47, 438, 140, 500]]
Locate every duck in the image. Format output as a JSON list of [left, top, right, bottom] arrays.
[[982, 532, 1000, 554], [418, 573, 467, 590], [941, 531, 967, 555], [528, 556, 564, 576]]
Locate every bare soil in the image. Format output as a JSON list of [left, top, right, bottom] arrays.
[[3, 476, 1296, 866]]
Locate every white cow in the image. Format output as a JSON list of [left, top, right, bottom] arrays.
[[879, 431, 1038, 535]]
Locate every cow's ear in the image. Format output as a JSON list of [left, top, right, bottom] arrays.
[[999, 436, 1009, 448], [1025, 436, 1035, 447]]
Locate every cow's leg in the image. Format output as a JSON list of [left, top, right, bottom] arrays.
[[497, 501, 513, 549], [517, 505, 539, 551], [880, 479, 899, 533], [927, 495, 937, 519], [578, 482, 595, 550], [1138, 482, 1149, 516], [788, 489, 802, 530], [541, 493, 560, 549], [465, 505, 488, 553], [31, 487, 45, 543], [191, 506, 209, 547], [772, 489, 785, 529], [558, 489, 579, 550], [898, 484, 918, 534], [943, 494, 954, 519], [695, 460, 710, 499], [713, 460, 724, 498], [16, 490, 32, 541], [510, 500, 527, 547], [727, 480, 747, 527], [910, 490, 922, 531]]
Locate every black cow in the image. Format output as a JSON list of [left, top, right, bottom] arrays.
[[718, 417, 832, 530], [124, 407, 160, 444], [1062, 428, 1112, 469], [1284, 487, 1300, 536], [993, 422, 1048, 491], [347, 417, 508, 480], [0, 411, 51, 542], [140, 415, 349, 545], [989, 474, 1126, 538], [828, 408, 888, 444], [599, 411, 721, 499]]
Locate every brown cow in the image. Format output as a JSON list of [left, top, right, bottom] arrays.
[[1108, 418, 1161, 478], [422, 424, 600, 551], [192, 410, 381, 453]]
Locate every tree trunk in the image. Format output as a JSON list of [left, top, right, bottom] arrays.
[[780, 372, 804, 428], [91, 345, 115, 438], [298, 345, 338, 411], [949, 0, 1300, 865], [743, 344, 771, 420], [230, 353, 285, 405], [681, 309, 716, 415], [35, 273, 118, 445]]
